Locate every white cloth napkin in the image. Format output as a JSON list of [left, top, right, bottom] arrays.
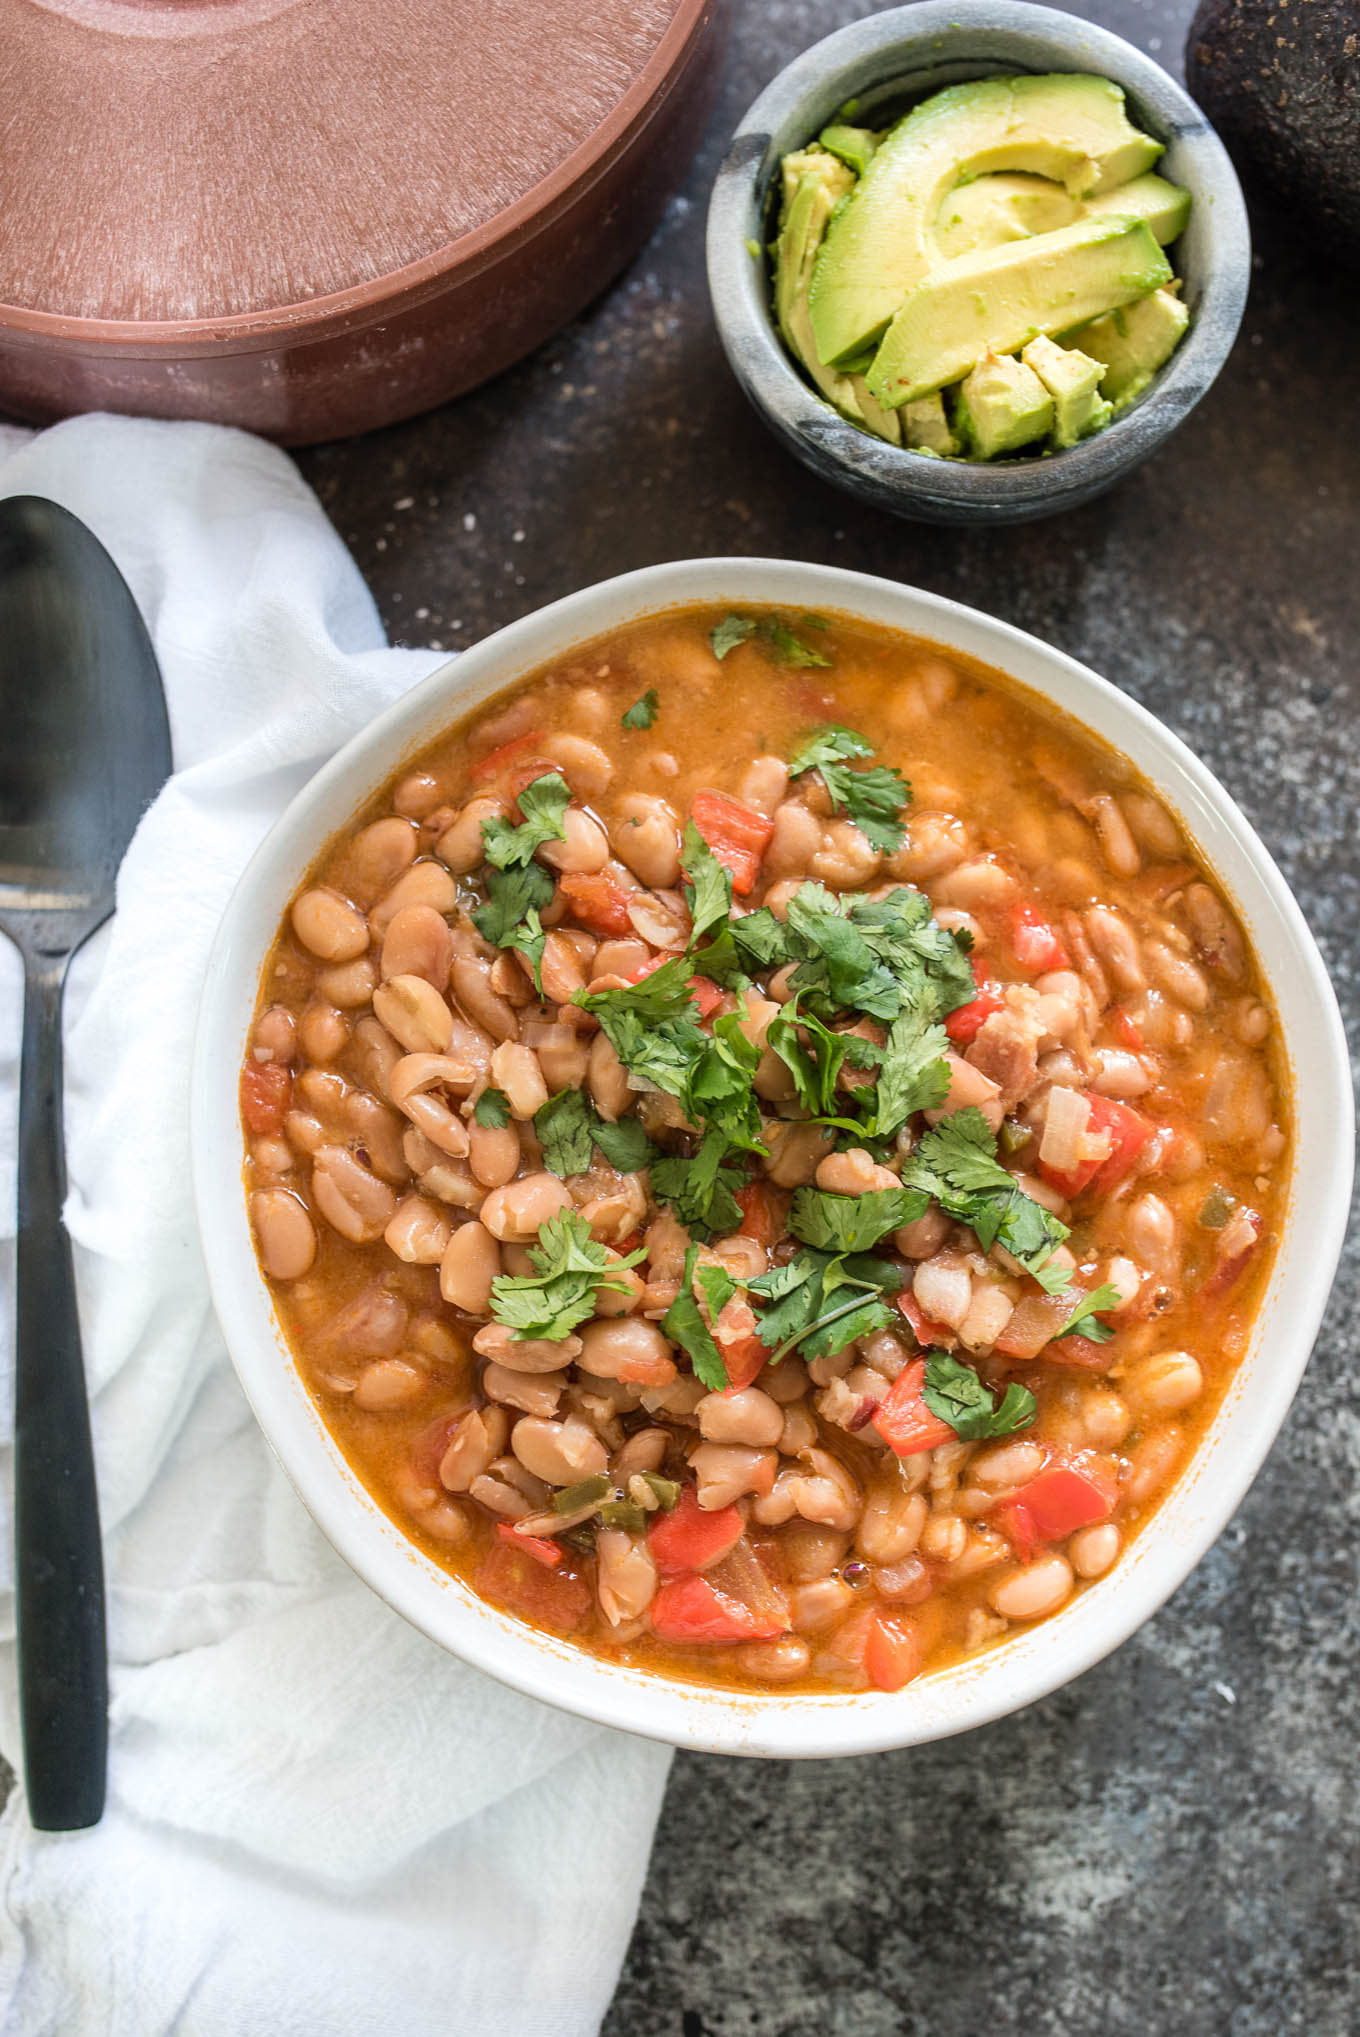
[[0, 414, 672, 2037]]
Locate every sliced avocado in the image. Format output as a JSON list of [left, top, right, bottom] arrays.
[[772, 150, 900, 444], [1083, 170, 1192, 244], [935, 172, 1081, 259], [819, 123, 879, 176], [1021, 334, 1113, 445], [866, 214, 1172, 408], [807, 73, 1163, 366], [901, 392, 959, 457], [1073, 285, 1190, 406], [955, 350, 1055, 458]]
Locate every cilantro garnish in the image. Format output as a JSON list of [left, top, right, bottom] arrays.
[[1053, 1281, 1122, 1344], [472, 862, 553, 952], [680, 822, 735, 943], [480, 772, 571, 869], [488, 1210, 646, 1341], [767, 619, 833, 669], [534, 1088, 661, 1179], [473, 1088, 512, 1129], [661, 1244, 731, 1390], [902, 1107, 1072, 1290], [747, 1248, 901, 1362], [709, 612, 833, 668], [710, 615, 757, 661], [788, 724, 909, 853], [650, 1126, 747, 1239], [921, 1354, 1037, 1440], [621, 689, 659, 730], [869, 1004, 952, 1135], [788, 1184, 928, 1254]]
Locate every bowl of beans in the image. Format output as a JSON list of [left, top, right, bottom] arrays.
[[194, 560, 1351, 1756]]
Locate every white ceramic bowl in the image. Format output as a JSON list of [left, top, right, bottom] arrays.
[[192, 560, 1352, 1758]]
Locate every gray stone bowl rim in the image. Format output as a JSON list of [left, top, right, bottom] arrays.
[[705, 0, 1251, 524]]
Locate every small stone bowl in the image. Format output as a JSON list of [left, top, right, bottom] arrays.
[[705, 0, 1250, 525]]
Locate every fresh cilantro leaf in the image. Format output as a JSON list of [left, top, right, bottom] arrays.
[[766, 619, 833, 668], [866, 1006, 951, 1137], [729, 907, 796, 971], [788, 1184, 928, 1254], [472, 862, 554, 949], [747, 1246, 899, 1360], [590, 1114, 659, 1174], [680, 821, 733, 942], [848, 889, 976, 1016], [710, 615, 757, 661], [489, 1210, 645, 1340], [473, 1088, 511, 1129], [766, 997, 879, 1123], [651, 1126, 746, 1238], [785, 884, 899, 1020], [534, 1089, 595, 1177], [661, 1245, 730, 1389], [788, 725, 908, 853], [685, 1011, 764, 1152], [1054, 1281, 1122, 1344], [504, 905, 546, 988], [922, 1355, 1037, 1441], [576, 962, 710, 1105], [903, 1108, 1071, 1287], [695, 1261, 738, 1322], [621, 689, 659, 730], [480, 772, 571, 870]]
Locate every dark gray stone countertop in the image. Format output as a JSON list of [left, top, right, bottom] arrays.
[[299, 4, 1360, 2030]]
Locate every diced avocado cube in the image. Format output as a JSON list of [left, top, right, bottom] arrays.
[[901, 392, 959, 457], [1021, 334, 1113, 446], [866, 214, 1172, 409], [954, 351, 1055, 459], [1074, 285, 1190, 406]]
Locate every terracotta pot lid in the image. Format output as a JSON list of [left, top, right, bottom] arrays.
[[3, 0, 697, 336]]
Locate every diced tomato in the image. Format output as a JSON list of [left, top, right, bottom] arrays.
[[495, 1522, 562, 1569], [873, 1358, 955, 1457], [469, 728, 545, 781], [625, 955, 724, 1018], [647, 1485, 743, 1576], [409, 1410, 465, 1490], [240, 1060, 292, 1136], [994, 1499, 1039, 1563], [650, 1573, 785, 1644], [1011, 902, 1069, 974], [616, 1229, 644, 1257], [1038, 1095, 1155, 1199], [895, 1291, 954, 1352], [474, 1539, 592, 1633], [1045, 1332, 1115, 1371], [1110, 1006, 1147, 1053], [558, 871, 634, 936], [945, 987, 1006, 1045], [717, 1336, 768, 1395], [735, 1180, 782, 1251], [507, 758, 564, 806], [1000, 1455, 1118, 1546], [689, 790, 775, 897], [863, 1612, 922, 1692]]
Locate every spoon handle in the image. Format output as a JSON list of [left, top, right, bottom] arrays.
[[14, 958, 107, 1831]]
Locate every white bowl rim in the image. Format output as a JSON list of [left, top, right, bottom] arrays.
[[191, 558, 1353, 1759]]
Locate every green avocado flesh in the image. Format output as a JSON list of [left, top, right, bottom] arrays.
[[807, 72, 1163, 368], [866, 215, 1172, 408], [768, 72, 1190, 461]]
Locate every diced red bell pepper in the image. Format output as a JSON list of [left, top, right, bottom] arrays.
[[647, 1485, 743, 1575], [469, 728, 545, 781], [558, 871, 634, 937], [1110, 1006, 1147, 1053], [735, 1180, 782, 1251], [873, 1358, 955, 1457], [1038, 1095, 1155, 1199], [1011, 902, 1070, 974], [945, 987, 1006, 1045], [1045, 1332, 1115, 1371], [718, 1335, 768, 1395], [1001, 1455, 1118, 1546], [895, 1292, 954, 1352], [495, 1521, 562, 1569], [507, 759, 565, 807], [625, 955, 725, 1019], [240, 1060, 292, 1136], [689, 790, 775, 897], [994, 1499, 1039, 1564], [650, 1573, 786, 1644], [863, 1612, 922, 1692], [474, 1539, 592, 1633]]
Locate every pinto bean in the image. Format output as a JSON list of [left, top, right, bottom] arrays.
[[468, 1119, 521, 1188], [292, 888, 369, 963], [695, 1388, 783, 1447], [738, 757, 790, 815], [889, 811, 968, 881], [511, 1416, 608, 1487], [814, 1148, 899, 1196], [1124, 1425, 1183, 1504], [371, 861, 459, 933], [537, 932, 588, 1005], [931, 856, 1015, 910], [439, 1220, 501, 1312], [489, 1041, 549, 1120], [595, 1529, 658, 1626], [439, 1407, 509, 1492], [316, 955, 379, 1008], [894, 1208, 951, 1259], [736, 1636, 810, 1682], [763, 1121, 834, 1187], [542, 733, 613, 798], [856, 1485, 926, 1564], [577, 1317, 676, 1388], [380, 905, 455, 989], [810, 820, 880, 890], [533, 1024, 591, 1092], [1143, 939, 1210, 1013], [1126, 1350, 1203, 1415], [298, 1001, 348, 1064], [790, 1579, 857, 1633], [311, 1146, 397, 1243], [1086, 796, 1140, 878], [479, 1172, 573, 1241], [481, 1364, 566, 1418], [373, 973, 455, 1055], [588, 1033, 633, 1120], [912, 1255, 972, 1330], [539, 809, 609, 876], [763, 801, 822, 878], [346, 818, 419, 903], [250, 1190, 316, 1280], [1123, 1192, 1178, 1275], [611, 795, 682, 888], [690, 1442, 777, 1509], [991, 1553, 1074, 1619], [451, 957, 520, 1044], [353, 1358, 428, 1412], [472, 1324, 582, 1374], [1084, 905, 1144, 991], [1069, 1522, 1121, 1578], [393, 770, 446, 821]]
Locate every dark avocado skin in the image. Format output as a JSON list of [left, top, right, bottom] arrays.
[[1186, 0, 1360, 258]]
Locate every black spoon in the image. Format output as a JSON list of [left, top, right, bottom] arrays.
[[0, 496, 172, 1831]]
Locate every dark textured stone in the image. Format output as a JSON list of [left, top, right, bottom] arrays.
[[297, 11, 1357, 2024]]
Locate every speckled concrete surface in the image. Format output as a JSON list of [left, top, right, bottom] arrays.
[[297, 3, 1359, 2031]]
